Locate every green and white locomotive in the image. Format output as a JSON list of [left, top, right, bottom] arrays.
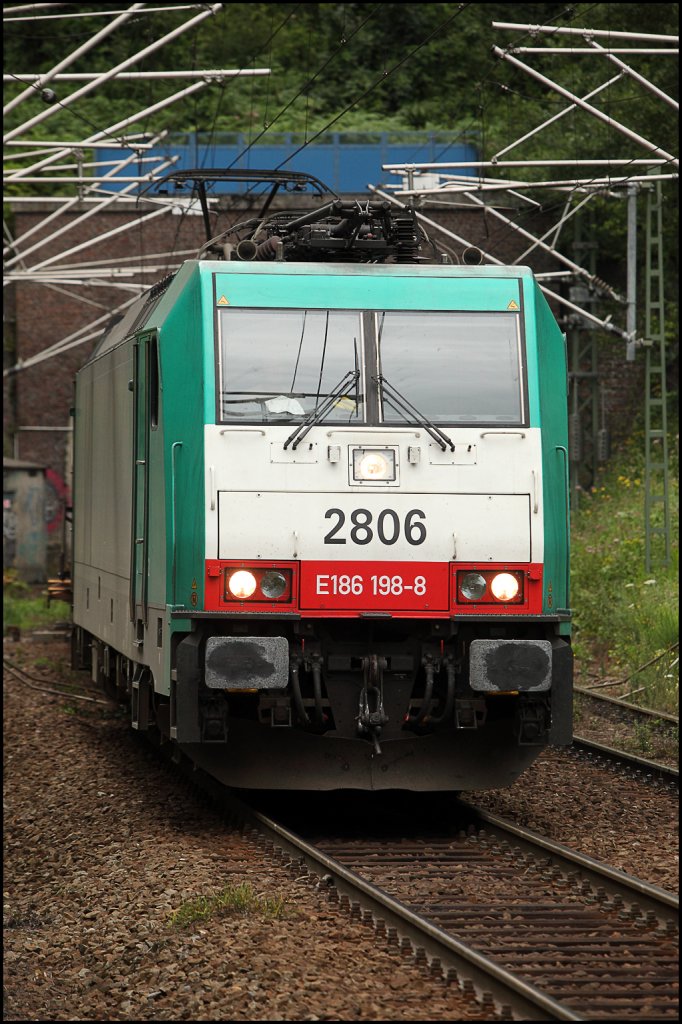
[[72, 170, 572, 791]]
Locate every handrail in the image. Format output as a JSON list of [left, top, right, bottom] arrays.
[[129, 342, 139, 625], [171, 441, 183, 605], [219, 427, 266, 435], [326, 427, 421, 437], [556, 445, 570, 602], [479, 430, 526, 438]]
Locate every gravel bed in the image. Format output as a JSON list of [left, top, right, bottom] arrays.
[[4, 634, 679, 1021], [466, 748, 679, 893], [3, 635, 489, 1023]]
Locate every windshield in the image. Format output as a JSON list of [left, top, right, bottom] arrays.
[[218, 308, 364, 423], [377, 311, 524, 424]]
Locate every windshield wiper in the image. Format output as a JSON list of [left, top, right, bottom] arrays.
[[284, 369, 360, 450], [374, 374, 455, 452]]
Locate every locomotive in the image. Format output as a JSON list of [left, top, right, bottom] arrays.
[[71, 169, 572, 791]]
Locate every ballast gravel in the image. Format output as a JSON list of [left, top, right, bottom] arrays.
[[3, 633, 679, 1021], [3, 635, 488, 1023]]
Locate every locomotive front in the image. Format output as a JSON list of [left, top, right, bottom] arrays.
[[178, 259, 572, 791]]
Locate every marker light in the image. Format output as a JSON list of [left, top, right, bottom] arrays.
[[352, 448, 396, 482], [490, 572, 520, 602], [227, 570, 257, 599]]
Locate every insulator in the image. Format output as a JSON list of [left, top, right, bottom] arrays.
[[394, 216, 417, 241], [569, 414, 583, 462], [253, 235, 282, 260]]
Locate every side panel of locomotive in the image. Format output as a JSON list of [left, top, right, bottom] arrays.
[[72, 264, 207, 705]]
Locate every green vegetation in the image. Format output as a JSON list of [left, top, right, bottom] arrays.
[[3, 575, 71, 635], [4, 4, 677, 141], [570, 431, 679, 714], [632, 719, 659, 758], [168, 882, 287, 928]]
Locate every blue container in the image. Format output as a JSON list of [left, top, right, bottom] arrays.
[[95, 131, 478, 194]]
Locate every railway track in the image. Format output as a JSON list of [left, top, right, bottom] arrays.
[[221, 788, 678, 1022], [575, 688, 678, 748], [570, 735, 678, 788], [572, 685, 678, 785], [574, 686, 679, 728]]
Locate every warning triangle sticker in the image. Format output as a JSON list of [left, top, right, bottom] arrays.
[[217, 295, 229, 306], [507, 299, 520, 310]]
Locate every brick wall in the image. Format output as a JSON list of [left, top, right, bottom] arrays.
[[6, 197, 645, 546]]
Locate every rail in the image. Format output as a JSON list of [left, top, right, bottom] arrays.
[[199, 781, 678, 1021]]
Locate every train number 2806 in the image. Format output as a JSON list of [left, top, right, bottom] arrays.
[[323, 508, 427, 546]]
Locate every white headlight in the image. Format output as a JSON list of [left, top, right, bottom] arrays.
[[260, 571, 288, 599], [227, 570, 257, 599], [490, 572, 520, 601], [352, 448, 396, 482], [460, 572, 487, 600]]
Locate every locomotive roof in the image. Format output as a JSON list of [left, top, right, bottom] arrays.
[[192, 260, 536, 278]]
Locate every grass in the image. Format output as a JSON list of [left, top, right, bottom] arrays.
[[570, 429, 679, 715], [3, 573, 71, 635], [168, 882, 287, 929]]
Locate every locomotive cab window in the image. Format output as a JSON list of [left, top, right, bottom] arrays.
[[218, 308, 365, 424], [376, 311, 525, 425]]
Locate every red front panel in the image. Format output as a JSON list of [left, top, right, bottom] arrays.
[[299, 560, 450, 612], [204, 560, 543, 616]]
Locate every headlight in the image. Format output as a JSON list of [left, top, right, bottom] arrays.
[[456, 569, 524, 605], [260, 571, 288, 599], [490, 572, 520, 601], [227, 570, 257, 599], [223, 565, 293, 603], [460, 572, 487, 600], [352, 448, 396, 482]]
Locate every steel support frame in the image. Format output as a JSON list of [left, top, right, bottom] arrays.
[[567, 212, 601, 509], [643, 180, 671, 570]]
